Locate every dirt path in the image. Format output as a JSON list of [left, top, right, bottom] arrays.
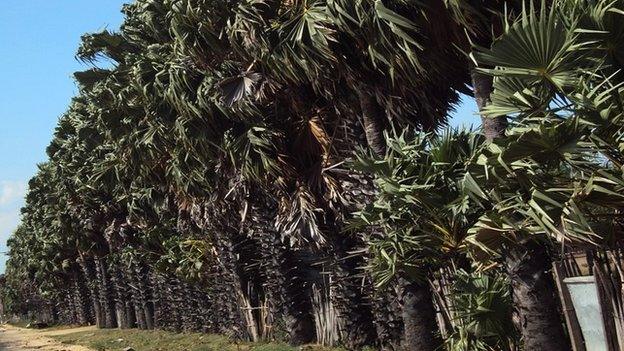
[[0, 324, 95, 350]]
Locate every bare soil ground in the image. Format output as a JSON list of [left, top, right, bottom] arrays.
[[0, 324, 95, 351]]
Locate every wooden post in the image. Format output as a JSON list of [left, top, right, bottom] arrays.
[[594, 265, 620, 351], [552, 261, 585, 351], [607, 250, 624, 348]]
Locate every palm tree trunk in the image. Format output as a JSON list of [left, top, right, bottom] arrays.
[[348, 100, 440, 349], [135, 261, 154, 330], [132, 291, 147, 330], [79, 256, 103, 328], [116, 263, 137, 329], [506, 241, 569, 351], [152, 272, 174, 330], [329, 234, 377, 349], [63, 289, 78, 324], [472, 68, 568, 350], [110, 265, 130, 329], [119, 264, 136, 329], [95, 257, 117, 328], [247, 195, 317, 345], [279, 246, 317, 345], [72, 269, 91, 325], [127, 262, 147, 330], [168, 275, 183, 332], [372, 283, 403, 350], [471, 69, 506, 141], [400, 278, 442, 351], [144, 302, 155, 330], [191, 201, 255, 339], [357, 89, 387, 156], [151, 272, 164, 329]]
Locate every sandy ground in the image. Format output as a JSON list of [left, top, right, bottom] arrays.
[[0, 324, 95, 351]]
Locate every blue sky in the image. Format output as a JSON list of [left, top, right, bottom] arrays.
[[0, 1, 479, 273]]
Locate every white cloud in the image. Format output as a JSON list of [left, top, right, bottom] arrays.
[[0, 180, 28, 207]]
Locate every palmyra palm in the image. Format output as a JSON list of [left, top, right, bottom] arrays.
[[7, 1, 624, 351]]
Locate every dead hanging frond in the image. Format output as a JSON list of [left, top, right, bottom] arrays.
[[276, 185, 327, 247], [322, 171, 346, 211], [218, 71, 262, 107], [290, 110, 332, 166], [312, 276, 342, 346], [308, 114, 332, 161], [290, 108, 345, 203]]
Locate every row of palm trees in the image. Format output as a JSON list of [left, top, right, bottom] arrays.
[[3, 0, 624, 350]]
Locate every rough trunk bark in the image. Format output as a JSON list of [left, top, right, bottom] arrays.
[[143, 270, 160, 330], [330, 234, 377, 350], [372, 283, 403, 350], [134, 301, 147, 330], [279, 246, 317, 345], [471, 68, 507, 141], [506, 241, 569, 351], [62, 291, 77, 325], [191, 201, 254, 339], [400, 278, 442, 351], [95, 257, 117, 328], [110, 265, 130, 329], [125, 301, 136, 328], [135, 261, 154, 330], [127, 262, 147, 330], [79, 256, 103, 328], [168, 276, 183, 332], [246, 192, 317, 345], [144, 303, 155, 330], [117, 263, 138, 329], [72, 270, 90, 325], [357, 90, 387, 157]]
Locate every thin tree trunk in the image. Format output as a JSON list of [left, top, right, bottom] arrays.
[[471, 69, 507, 141], [357, 90, 387, 157], [506, 241, 569, 351], [400, 278, 442, 351]]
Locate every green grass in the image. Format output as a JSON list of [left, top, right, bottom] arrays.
[[52, 328, 346, 351]]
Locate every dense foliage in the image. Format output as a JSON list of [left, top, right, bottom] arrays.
[[4, 0, 624, 350]]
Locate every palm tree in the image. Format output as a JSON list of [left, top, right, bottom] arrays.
[[464, 1, 624, 348], [13, 1, 623, 350], [353, 129, 485, 350]]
